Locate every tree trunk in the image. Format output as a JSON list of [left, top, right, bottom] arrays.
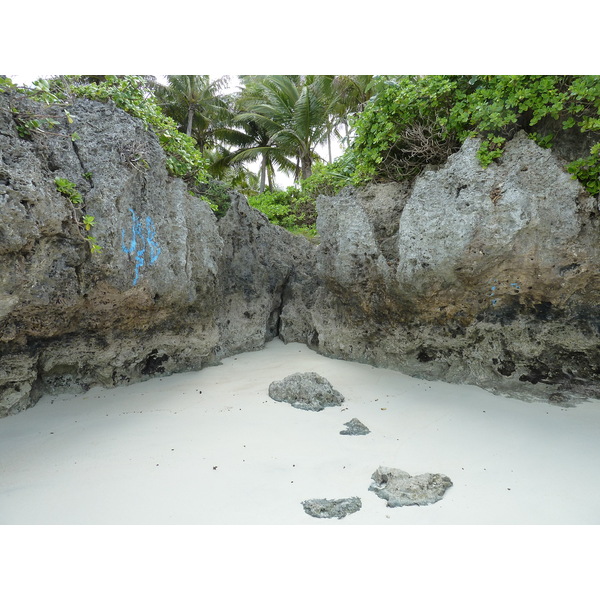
[[301, 153, 312, 179], [186, 106, 195, 137], [259, 155, 267, 193]]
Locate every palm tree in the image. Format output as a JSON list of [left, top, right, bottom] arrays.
[[236, 75, 332, 181], [330, 75, 377, 149], [203, 147, 260, 196], [217, 116, 296, 193], [155, 75, 232, 151]]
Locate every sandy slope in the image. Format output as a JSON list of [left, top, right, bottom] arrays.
[[1, 339, 599, 525]]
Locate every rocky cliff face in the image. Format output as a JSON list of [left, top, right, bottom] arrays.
[[1, 91, 599, 416], [0, 92, 313, 416], [288, 132, 600, 403]]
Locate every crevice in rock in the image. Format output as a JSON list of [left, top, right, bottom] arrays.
[[270, 271, 291, 340], [417, 349, 434, 363], [309, 330, 319, 349], [71, 139, 93, 189]]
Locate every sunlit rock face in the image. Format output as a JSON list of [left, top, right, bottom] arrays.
[[2, 86, 599, 417], [0, 92, 312, 416], [300, 132, 600, 403]]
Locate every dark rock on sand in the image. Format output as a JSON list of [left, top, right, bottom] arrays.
[[268, 372, 344, 411], [340, 418, 370, 435], [301, 497, 362, 519], [369, 466, 453, 507]]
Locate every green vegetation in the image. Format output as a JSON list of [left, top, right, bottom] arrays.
[[236, 75, 334, 181], [0, 76, 16, 91], [54, 177, 101, 253], [5, 74, 600, 238], [228, 75, 376, 192], [249, 188, 316, 236], [196, 178, 232, 218], [154, 75, 232, 150], [247, 160, 352, 236], [66, 76, 210, 185], [54, 177, 83, 204], [349, 75, 600, 196]]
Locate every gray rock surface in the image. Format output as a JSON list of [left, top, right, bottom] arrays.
[[340, 418, 370, 435], [306, 132, 600, 403], [2, 86, 599, 416], [301, 497, 362, 519], [268, 372, 344, 411], [369, 467, 453, 507], [215, 191, 316, 358], [0, 91, 314, 416]]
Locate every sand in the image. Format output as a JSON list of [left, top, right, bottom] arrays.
[[1, 338, 600, 525]]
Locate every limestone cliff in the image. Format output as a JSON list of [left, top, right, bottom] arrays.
[[0, 92, 312, 416], [285, 132, 600, 403], [1, 90, 599, 416]]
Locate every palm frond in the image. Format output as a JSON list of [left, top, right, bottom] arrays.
[[226, 146, 273, 164]]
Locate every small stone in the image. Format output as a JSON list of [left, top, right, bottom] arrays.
[[268, 372, 344, 411], [340, 418, 370, 436], [369, 467, 453, 507], [301, 497, 362, 519]]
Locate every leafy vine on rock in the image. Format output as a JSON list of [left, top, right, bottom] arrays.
[[54, 177, 102, 254]]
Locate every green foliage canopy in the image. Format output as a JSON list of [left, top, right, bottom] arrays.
[[236, 75, 333, 181], [350, 75, 600, 195], [8, 74, 599, 238]]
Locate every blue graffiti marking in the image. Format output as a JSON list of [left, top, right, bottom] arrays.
[[488, 280, 498, 302], [121, 209, 162, 285], [486, 279, 522, 306]]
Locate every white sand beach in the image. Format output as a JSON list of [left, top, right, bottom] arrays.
[[1, 339, 599, 526]]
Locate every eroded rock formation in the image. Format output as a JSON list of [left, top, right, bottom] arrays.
[[340, 418, 370, 436], [2, 89, 599, 417], [369, 467, 453, 507], [283, 132, 600, 403], [301, 497, 362, 519], [0, 92, 312, 416]]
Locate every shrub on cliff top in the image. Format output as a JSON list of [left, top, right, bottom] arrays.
[[67, 76, 210, 186], [7, 76, 210, 188], [249, 187, 316, 236], [350, 75, 600, 196]]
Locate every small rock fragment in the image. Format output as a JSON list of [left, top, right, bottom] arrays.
[[340, 418, 370, 436], [369, 467, 452, 507], [301, 497, 362, 519]]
